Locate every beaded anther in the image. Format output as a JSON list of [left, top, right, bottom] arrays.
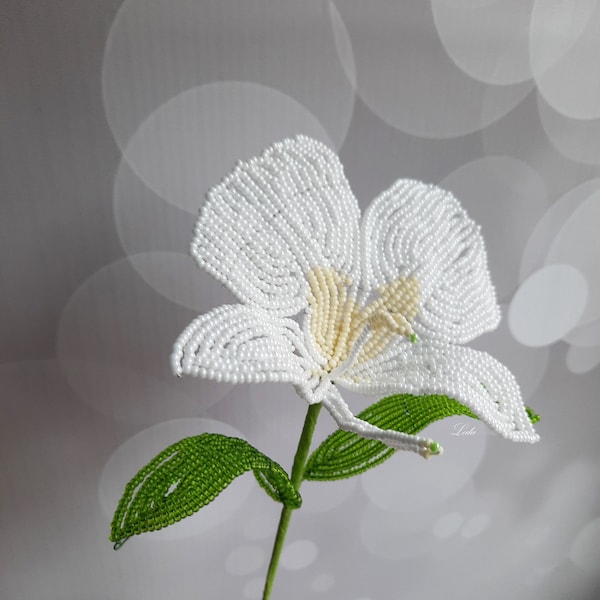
[[172, 135, 539, 459]]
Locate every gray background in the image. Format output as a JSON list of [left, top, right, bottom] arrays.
[[2, 1, 600, 599]]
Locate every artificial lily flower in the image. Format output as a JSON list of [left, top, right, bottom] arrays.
[[171, 136, 539, 458]]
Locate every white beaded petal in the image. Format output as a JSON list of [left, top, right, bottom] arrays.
[[338, 340, 539, 444], [171, 304, 317, 387], [173, 137, 539, 458], [361, 180, 500, 344], [193, 135, 361, 316]]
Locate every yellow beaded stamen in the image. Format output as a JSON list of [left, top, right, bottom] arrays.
[[307, 267, 420, 374]]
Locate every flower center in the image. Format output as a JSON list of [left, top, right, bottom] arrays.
[[306, 267, 420, 374]]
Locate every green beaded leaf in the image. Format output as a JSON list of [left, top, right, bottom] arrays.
[[304, 394, 472, 481], [110, 433, 301, 549], [304, 394, 540, 481]]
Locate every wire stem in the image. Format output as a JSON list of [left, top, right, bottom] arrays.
[[262, 403, 322, 600]]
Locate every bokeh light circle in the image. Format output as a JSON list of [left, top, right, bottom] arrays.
[[520, 179, 600, 283], [333, 0, 533, 139], [432, 0, 534, 85], [433, 512, 464, 539], [103, 0, 355, 151], [57, 257, 232, 424], [563, 319, 600, 348], [128, 251, 232, 313], [546, 190, 600, 325], [508, 264, 588, 347], [481, 90, 600, 203], [113, 156, 237, 311], [460, 513, 491, 539], [529, 0, 598, 78], [566, 344, 600, 375], [538, 94, 600, 166], [119, 82, 333, 215], [280, 539, 318, 571], [534, 1, 600, 119]]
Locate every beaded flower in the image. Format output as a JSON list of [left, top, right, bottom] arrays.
[[172, 136, 539, 458]]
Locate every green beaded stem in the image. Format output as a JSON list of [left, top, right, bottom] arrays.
[[262, 403, 322, 600], [110, 433, 301, 548]]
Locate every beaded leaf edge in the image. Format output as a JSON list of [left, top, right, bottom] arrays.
[[110, 433, 301, 548]]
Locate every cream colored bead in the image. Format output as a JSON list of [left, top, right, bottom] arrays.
[[306, 266, 421, 375]]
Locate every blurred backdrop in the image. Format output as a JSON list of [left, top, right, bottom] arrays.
[[2, 1, 600, 599]]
